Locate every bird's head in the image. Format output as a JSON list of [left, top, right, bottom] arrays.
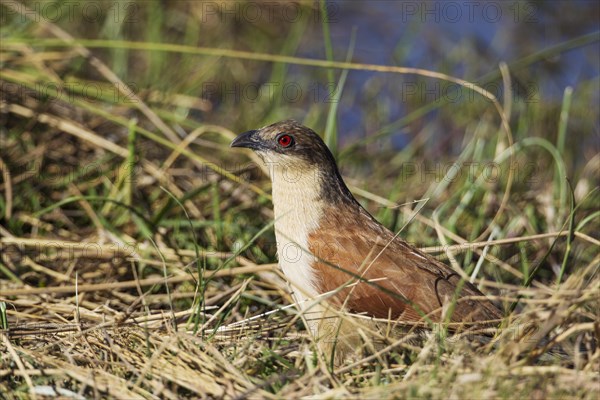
[[231, 119, 335, 170], [231, 120, 356, 205]]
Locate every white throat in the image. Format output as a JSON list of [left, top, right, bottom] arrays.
[[260, 154, 323, 306]]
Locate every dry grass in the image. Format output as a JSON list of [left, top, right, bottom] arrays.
[[1, 1, 599, 399]]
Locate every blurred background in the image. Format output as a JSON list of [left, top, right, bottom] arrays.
[[4, 1, 598, 148]]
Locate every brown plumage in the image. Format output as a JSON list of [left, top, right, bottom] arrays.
[[231, 119, 502, 362], [309, 204, 502, 323]]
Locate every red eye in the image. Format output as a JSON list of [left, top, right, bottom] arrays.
[[277, 133, 294, 148]]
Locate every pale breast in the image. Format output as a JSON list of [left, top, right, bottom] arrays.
[[267, 159, 324, 307]]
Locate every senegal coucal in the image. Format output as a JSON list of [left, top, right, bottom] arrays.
[[231, 120, 502, 363]]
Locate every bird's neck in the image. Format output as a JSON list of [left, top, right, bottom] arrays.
[[265, 163, 328, 303], [267, 159, 361, 241], [264, 158, 361, 304], [269, 163, 324, 248]]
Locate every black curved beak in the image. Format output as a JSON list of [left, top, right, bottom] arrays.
[[231, 129, 261, 149]]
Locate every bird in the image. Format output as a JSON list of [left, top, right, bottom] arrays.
[[231, 119, 502, 364]]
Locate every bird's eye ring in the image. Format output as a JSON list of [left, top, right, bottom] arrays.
[[276, 133, 294, 148]]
